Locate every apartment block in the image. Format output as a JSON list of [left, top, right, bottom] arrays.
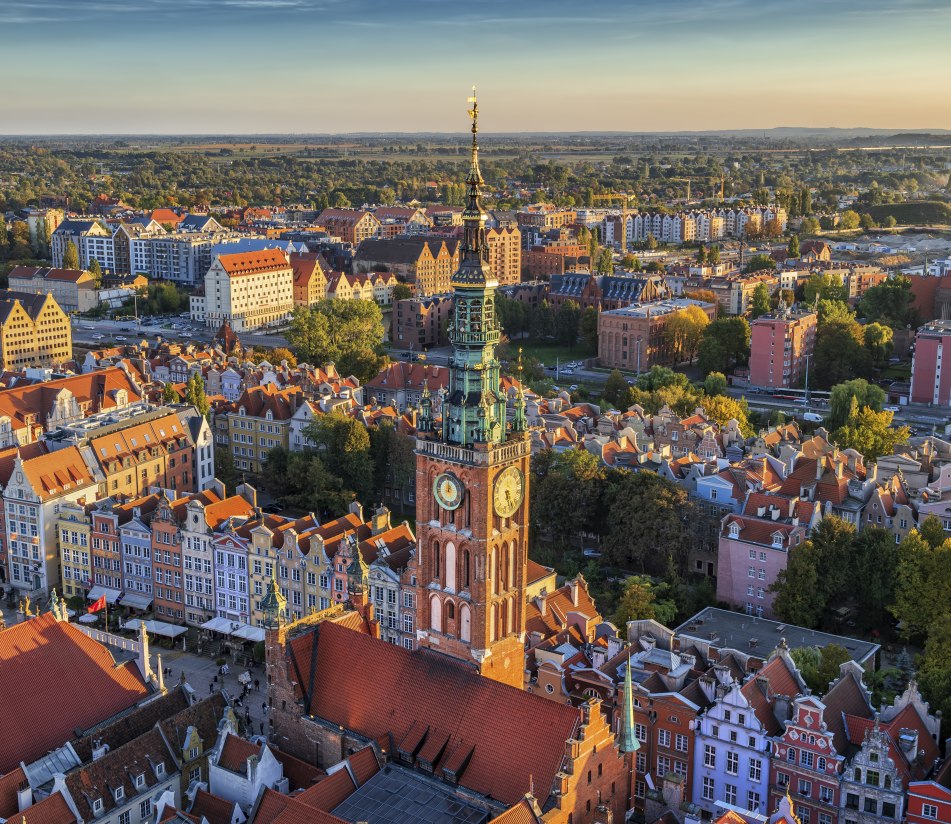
[[0, 290, 73, 370], [909, 320, 951, 405], [749, 309, 817, 389], [203, 249, 294, 332], [7, 265, 98, 313]]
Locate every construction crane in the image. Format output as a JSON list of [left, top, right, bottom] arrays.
[[590, 193, 637, 252]]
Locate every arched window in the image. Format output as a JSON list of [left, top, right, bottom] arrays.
[[460, 604, 471, 642], [488, 547, 496, 596], [433, 541, 440, 578], [445, 542, 456, 591], [446, 601, 455, 620], [490, 602, 498, 642], [462, 550, 470, 588], [429, 594, 442, 632]]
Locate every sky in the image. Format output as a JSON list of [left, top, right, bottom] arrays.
[[2, 0, 950, 134]]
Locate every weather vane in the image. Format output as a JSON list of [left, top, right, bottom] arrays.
[[467, 86, 478, 133]]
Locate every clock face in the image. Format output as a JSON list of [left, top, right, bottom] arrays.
[[433, 472, 464, 510], [494, 466, 524, 518]]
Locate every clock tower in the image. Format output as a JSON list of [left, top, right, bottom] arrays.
[[414, 89, 531, 690]]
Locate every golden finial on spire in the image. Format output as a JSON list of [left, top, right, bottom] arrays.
[[467, 85, 478, 130], [517, 347, 524, 375]]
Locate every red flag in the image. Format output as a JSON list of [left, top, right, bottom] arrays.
[[88, 595, 107, 613]]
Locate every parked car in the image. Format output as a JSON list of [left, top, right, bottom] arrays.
[[583, 548, 602, 558], [884, 405, 900, 413]]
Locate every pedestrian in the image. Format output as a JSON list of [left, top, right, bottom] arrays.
[[254, 678, 259, 691], [262, 701, 267, 715], [259, 722, 264, 735], [209, 682, 213, 695]]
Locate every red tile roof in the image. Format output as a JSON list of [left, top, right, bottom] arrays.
[[0, 766, 27, 818], [0, 613, 150, 773], [217, 733, 261, 774], [271, 748, 324, 791], [493, 798, 542, 824], [289, 621, 580, 806], [740, 653, 804, 736], [251, 788, 347, 824], [16, 792, 77, 824], [190, 789, 238, 824]]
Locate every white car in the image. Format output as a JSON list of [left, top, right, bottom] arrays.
[[92, 334, 105, 340], [884, 405, 900, 413]]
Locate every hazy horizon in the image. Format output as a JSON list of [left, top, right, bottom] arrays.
[[3, 0, 950, 134]]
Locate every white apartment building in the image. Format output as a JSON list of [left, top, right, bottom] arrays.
[[203, 249, 294, 332], [130, 232, 228, 284]]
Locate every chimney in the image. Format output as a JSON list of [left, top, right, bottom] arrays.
[[570, 578, 580, 607], [757, 505, 766, 517], [868, 463, 878, 482], [535, 595, 547, 617], [771, 506, 780, 521], [370, 505, 391, 536], [835, 461, 843, 479], [815, 458, 823, 481], [16, 781, 32, 813], [349, 501, 364, 521]]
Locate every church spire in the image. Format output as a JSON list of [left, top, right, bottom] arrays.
[[454, 86, 492, 284], [619, 655, 640, 753]]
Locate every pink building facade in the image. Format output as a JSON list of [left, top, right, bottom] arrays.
[[715, 493, 816, 618], [749, 309, 817, 389], [909, 320, 951, 405]]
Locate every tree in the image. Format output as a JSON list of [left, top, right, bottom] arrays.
[[597, 247, 614, 275], [882, 215, 898, 228], [555, 301, 582, 349], [645, 233, 658, 250], [770, 542, 823, 627], [161, 382, 179, 404], [268, 347, 298, 367], [698, 317, 751, 375], [787, 234, 800, 258], [663, 304, 710, 363], [858, 275, 917, 329], [749, 283, 772, 319], [803, 273, 847, 304], [184, 372, 210, 418], [620, 253, 640, 271], [864, 322, 894, 368], [744, 254, 776, 274], [636, 365, 689, 392], [918, 614, 951, 732], [214, 447, 238, 493], [811, 516, 858, 605], [791, 644, 852, 695], [833, 406, 909, 461], [700, 393, 753, 436], [708, 245, 720, 265], [853, 527, 899, 622], [304, 412, 374, 503], [703, 371, 728, 397], [814, 319, 873, 389], [62, 240, 79, 270], [613, 575, 677, 627], [579, 307, 598, 351], [391, 283, 412, 302], [696, 245, 707, 264], [88, 258, 103, 287], [800, 216, 820, 235], [531, 449, 605, 548], [603, 370, 629, 407], [828, 379, 885, 429], [860, 213, 877, 230], [839, 210, 861, 230], [919, 515, 947, 549], [603, 470, 691, 577]]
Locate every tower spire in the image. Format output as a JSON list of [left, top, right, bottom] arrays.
[[458, 86, 489, 269], [619, 655, 640, 753]]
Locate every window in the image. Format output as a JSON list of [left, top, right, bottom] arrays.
[[727, 752, 739, 775], [93, 799, 103, 813], [635, 723, 647, 743], [818, 815, 832, 824], [819, 786, 833, 804], [866, 770, 880, 787], [798, 779, 811, 797], [140, 799, 152, 818], [864, 798, 878, 814], [118, 813, 130, 824], [817, 756, 826, 772], [724, 784, 737, 805], [921, 803, 938, 819], [801, 750, 814, 768], [881, 802, 896, 819], [115, 787, 124, 802], [846, 793, 859, 810], [658, 729, 671, 748], [189, 746, 199, 760], [747, 791, 761, 812], [675, 733, 688, 752], [135, 773, 145, 788], [703, 745, 716, 768], [749, 759, 762, 782], [702, 777, 715, 801], [787, 747, 797, 762]]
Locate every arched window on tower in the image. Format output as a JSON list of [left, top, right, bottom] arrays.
[[429, 594, 442, 632], [462, 550, 470, 589], [488, 547, 496, 596], [433, 541, 440, 580], [490, 602, 498, 642], [446, 601, 455, 620], [460, 603, 471, 642], [445, 542, 456, 591]]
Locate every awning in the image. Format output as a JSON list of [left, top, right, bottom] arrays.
[[231, 625, 265, 643], [120, 592, 153, 611], [123, 618, 187, 638], [87, 586, 121, 604], [200, 617, 235, 634]]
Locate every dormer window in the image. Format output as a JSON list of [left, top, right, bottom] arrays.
[[729, 523, 740, 539], [114, 787, 124, 802], [93, 798, 103, 814], [772, 533, 784, 548], [155, 762, 166, 777], [135, 774, 145, 788]]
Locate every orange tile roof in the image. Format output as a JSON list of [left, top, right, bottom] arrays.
[[17, 792, 77, 824], [0, 613, 150, 773], [740, 653, 803, 736], [492, 799, 542, 824], [251, 788, 347, 824], [0, 766, 27, 818], [295, 768, 356, 811], [290, 621, 580, 807], [88, 411, 191, 466], [271, 747, 324, 791], [20, 445, 96, 500], [217, 249, 290, 277]]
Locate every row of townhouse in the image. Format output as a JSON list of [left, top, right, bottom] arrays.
[[601, 207, 788, 247], [529, 613, 943, 824]]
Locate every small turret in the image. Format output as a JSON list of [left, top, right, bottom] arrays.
[[261, 572, 286, 630]]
